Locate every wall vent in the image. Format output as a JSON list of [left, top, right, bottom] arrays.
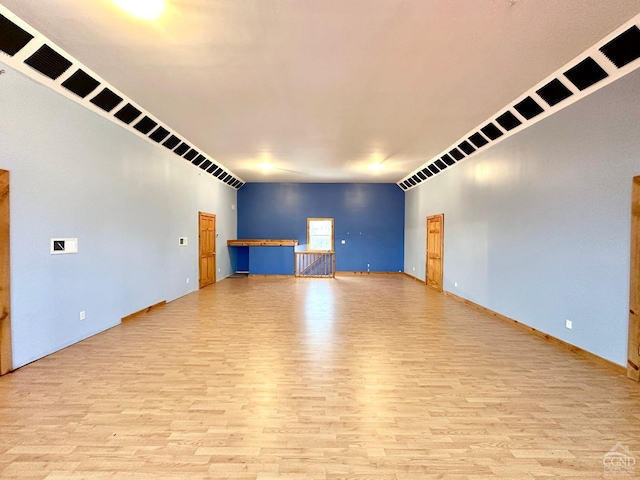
[[440, 154, 455, 166], [600, 26, 640, 68], [536, 78, 573, 106], [434, 159, 447, 170], [174, 142, 190, 156], [192, 154, 206, 166], [0, 13, 33, 56], [183, 149, 199, 161], [60, 69, 100, 98], [495, 110, 522, 131], [162, 135, 181, 149], [449, 148, 465, 161], [90, 88, 123, 112], [428, 165, 439, 174], [513, 96, 544, 120], [416, 170, 427, 180], [564, 57, 608, 91], [458, 141, 476, 155], [24, 44, 72, 80], [200, 159, 213, 170], [468, 132, 489, 148], [133, 116, 157, 134], [423, 168, 434, 178], [149, 126, 169, 143], [206, 163, 219, 173], [114, 103, 142, 124], [480, 123, 503, 140]]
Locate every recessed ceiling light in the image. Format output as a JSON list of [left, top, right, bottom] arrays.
[[370, 163, 384, 172], [113, 0, 166, 20], [258, 162, 273, 172]]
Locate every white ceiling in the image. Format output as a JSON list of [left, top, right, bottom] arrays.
[[3, 0, 640, 183]]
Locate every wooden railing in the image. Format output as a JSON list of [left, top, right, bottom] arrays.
[[295, 252, 335, 278]]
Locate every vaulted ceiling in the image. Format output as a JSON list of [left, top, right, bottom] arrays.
[[2, 0, 640, 183]]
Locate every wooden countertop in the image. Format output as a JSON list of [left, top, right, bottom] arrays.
[[227, 239, 299, 247]]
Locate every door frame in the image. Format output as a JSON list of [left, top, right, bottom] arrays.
[[0, 170, 11, 375], [628, 176, 640, 381], [198, 211, 217, 289], [426, 213, 444, 292]]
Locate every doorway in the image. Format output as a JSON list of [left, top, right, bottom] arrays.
[[628, 177, 639, 381], [0, 170, 11, 375], [199, 212, 216, 289], [426, 214, 444, 292]]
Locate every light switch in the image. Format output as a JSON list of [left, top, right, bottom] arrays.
[[341, 240, 346, 244], [179, 237, 188, 246], [51, 238, 78, 255]]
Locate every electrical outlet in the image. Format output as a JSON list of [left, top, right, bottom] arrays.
[[565, 319, 572, 329], [79, 311, 86, 321], [454, 282, 458, 287], [412, 267, 415, 271], [218, 268, 221, 273], [186, 277, 189, 284]]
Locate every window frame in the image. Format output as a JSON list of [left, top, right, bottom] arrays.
[[306, 217, 335, 252]]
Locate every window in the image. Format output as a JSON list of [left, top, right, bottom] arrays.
[[307, 218, 334, 252]]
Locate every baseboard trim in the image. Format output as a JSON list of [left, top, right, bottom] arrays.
[[402, 272, 426, 284], [443, 290, 626, 376], [122, 300, 167, 322], [335, 271, 403, 276], [248, 274, 295, 279]]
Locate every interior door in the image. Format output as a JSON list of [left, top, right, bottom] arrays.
[[199, 212, 216, 289], [426, 214, 444, 291], [0, 170, 11, 375], [628, 176, 639, 381]]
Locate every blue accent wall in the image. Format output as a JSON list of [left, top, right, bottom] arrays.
[[235, 247, 250, 272], [249, 246, 295, 275], [238, 183, 404, 272]]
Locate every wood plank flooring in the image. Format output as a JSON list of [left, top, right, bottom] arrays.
[[0, 276, 639, 479]]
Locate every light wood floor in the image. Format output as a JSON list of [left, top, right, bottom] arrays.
[[0, 276, 639, 479]]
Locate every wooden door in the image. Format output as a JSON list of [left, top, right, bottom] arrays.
[[0, 170, 11, 375], [628, 177, 640, 381], [199, 212, 216, 289], [426, 214, 444, 292]]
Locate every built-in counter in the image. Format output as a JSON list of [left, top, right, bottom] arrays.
[[227, 239, 298, 275]]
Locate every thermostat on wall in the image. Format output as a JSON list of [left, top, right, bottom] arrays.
[[50, 238, 78, 255]]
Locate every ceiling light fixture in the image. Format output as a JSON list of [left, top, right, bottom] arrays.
[[258, 162, 274, 172], [370, 163, 385, 172], [112, 0, 166, 20]]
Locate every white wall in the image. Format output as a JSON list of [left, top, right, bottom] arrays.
[[0, 62, 237, 369], [405, 67, 640, 366]]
